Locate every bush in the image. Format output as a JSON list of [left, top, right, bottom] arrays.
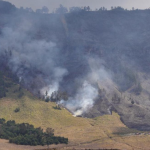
[[0, 118, 5, 124], [131, 100, 135, 105], [45, 97, 50, 102], [53, 106, 61, 110], [14, 108, 20, 113]]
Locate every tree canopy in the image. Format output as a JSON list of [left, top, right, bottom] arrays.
[[0, 118, 68, 146]]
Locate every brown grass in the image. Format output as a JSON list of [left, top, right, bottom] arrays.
[[0, 85, 149, 150]]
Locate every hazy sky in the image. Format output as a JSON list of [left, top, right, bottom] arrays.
[[3, 0, 150, 12]]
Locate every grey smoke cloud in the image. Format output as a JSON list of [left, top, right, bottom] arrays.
[[60, 80, 98, 116], [2, 0, 150, 129], [0, 9, 112, 117], [0, 9, 114, 116], [59, 58, 114, 116], [3, 0, 150, 12], [0, 23, 68, 95]]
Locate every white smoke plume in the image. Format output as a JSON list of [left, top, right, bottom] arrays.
[[41, 67, 68, 97], [60, 80, 98, 116], [59, 57, 113, 116], [88, 57, 116, 94]]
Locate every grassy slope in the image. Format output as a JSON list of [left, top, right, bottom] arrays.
[[0, 83, 150, 149]]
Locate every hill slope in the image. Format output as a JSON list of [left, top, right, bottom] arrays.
[[1, 4, 150, 130], [0, 84, 150, 149]]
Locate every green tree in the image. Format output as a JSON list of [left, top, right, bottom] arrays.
[[0, 118, 5, 124], [14, 107, 20, 113], [46, 128, 54, 137]]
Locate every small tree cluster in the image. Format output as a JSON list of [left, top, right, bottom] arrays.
[[83, 6, 90, 11], [55, 4, 68, 14], [45, 91, 68, 103], [53, 105, 61, 110], [36, 6, 49, 14]]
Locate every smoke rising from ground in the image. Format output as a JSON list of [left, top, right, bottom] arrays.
[[2, 1, 150, 130], [2, 1, 150, 119], [0, 8, 112, 116], [59, 57, 114, 116], [0, 6, 136, 116], [0, 25, 68, 96], [60, 81, 98, 116]]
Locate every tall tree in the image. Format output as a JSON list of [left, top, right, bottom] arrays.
[[55, 4, 68, 14], [87, 6, 90, 11], [42, 6, 49, 13]]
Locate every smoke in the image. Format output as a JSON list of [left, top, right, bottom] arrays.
[[60, 80, 98, 116], [59, 58, 114, 116], [0, 21, 112, 116], [2, 2, 150, 130], [87, 57, 114, 92], [41, 67, 68, 97], [0, 3, 140, 117], [0, 24, 68, 95], [0, 18, 114, 116]]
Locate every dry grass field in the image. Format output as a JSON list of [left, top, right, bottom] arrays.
[[0, 84, 150, 150]]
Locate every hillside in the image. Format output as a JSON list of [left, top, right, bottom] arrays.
[[0, 82, 150, 149], [1, 2, 150, 149]]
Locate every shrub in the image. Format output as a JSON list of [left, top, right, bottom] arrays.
[[14, 108, 20, 113], [131, 100, 135, 105], [45, 97, 50, 102], [0, 118, 5, 124]]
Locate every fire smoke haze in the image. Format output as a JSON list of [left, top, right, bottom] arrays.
[[0, 4, 112, 116], [0, 0, 148, 116], [3, 0, 150, 11], [2, 0, 150, 130]]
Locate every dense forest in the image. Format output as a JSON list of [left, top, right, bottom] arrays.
[[0, 118, 68, 146]]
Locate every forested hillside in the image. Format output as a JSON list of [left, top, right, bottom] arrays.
[[1, 1, 150, 130]]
